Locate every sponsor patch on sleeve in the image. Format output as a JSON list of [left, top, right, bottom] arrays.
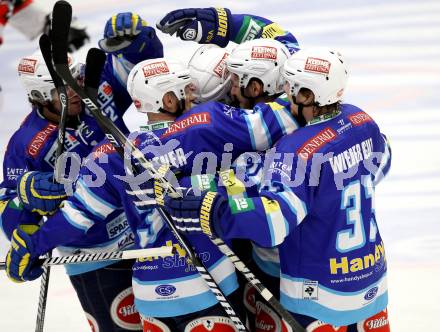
[[229, 197, 255, 214], [348, 111, 373, 126], [191, 174, 217, 191]]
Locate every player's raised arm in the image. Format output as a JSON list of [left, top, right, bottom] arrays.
[[156, 7, 299, 53]]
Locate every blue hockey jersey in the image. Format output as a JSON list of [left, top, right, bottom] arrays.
[[30, 96, 300, 316], [212, 104, 392, 326]]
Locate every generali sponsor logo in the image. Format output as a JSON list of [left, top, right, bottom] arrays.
[[348, 111, 373, 126], [161, 112, 211, 138], [27, 124, 58, 158], [213, 52, 229, 78], [18, 58, 38, 75], [297, 127, 337, 159], [93, 142, 116, 159], [142, 61, 170, 78], [304, 57, 331, 75], [251, 46, 277, 60]]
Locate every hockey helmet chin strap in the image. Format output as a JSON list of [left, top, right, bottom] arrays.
[[39, 102, 80, 128], [158, 98, 185, 119], [291, 95, 315, 127]]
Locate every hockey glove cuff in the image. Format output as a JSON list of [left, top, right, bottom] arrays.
[[163, 190, 226, 238], [5, 225, 43, 283]]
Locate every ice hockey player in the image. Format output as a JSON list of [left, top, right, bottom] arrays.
[[2, 12, 164, 331], [162, 48, 392, 331]]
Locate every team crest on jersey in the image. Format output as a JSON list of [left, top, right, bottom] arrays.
[[110, 287, 142, 330], [213, 53, 229, 78], [184, 316, 236, 332], [296, 127, 337, 160], [142, 61, 170, 78], [304, 57, 331, 75], [251, 46, 277, 60], [18, 58, 37, 74]]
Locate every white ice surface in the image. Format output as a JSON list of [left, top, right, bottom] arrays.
[[0, 0, 439, 331]]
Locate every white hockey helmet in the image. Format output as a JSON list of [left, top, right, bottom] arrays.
[[226, 38, 290, 95], [188, 44, 231, 103], [127, 58, 192, 113], [282, 48, 349, 106], [18, 51, 82, 103]]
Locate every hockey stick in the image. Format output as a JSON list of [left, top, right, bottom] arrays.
[[35, 33, 69, 332], [0, 247, 173, 270], [50, 2, 247, 330]]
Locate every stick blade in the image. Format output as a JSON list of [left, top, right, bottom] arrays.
[[39, 34, 64, 88], [85, 48, 107, 90], [51, 0, 72, 65]]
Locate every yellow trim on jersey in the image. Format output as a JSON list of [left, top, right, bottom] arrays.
[[0, 200, 8, 214], [261, 197, 281, 214], [219, 169, 246, 196], [262, 23, 286, 39], [266, 101, 285, 111]]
